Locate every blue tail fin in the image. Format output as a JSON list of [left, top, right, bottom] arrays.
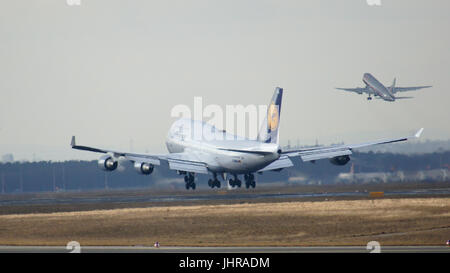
[[258, 87, 283, 144]]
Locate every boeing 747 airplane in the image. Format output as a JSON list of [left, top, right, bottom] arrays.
[[71, 87, 423, 190], [336, 73, 431, 101]]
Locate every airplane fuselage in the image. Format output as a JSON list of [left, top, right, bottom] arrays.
[[363, 73, 395, 101], [165, 119, 280, 174]]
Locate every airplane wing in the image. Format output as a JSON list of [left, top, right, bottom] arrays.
[[70, 136, 209, 174], [257, 155, 294, 172], [335, 87, 368, 95], [282, 128, 424, 162], [391, 86, 432, 93], [166, 157, 209, 174]]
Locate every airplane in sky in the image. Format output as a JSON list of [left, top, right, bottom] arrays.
[[71, 87, 423, 190], [336, 73, 431, 101]]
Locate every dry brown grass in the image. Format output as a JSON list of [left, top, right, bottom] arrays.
[[0, 197, 449, 246]]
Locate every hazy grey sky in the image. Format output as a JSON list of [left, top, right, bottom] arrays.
[[1, 0, 449, 161]]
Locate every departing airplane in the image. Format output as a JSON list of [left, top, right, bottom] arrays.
[[336, 73, 431, 101], [71, 87, 424, 190]]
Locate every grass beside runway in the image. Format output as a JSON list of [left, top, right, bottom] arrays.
[[0, 197, 448, 246]]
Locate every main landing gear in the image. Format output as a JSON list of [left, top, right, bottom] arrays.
[[208, 173, 221, 188], [207, 173, 256, 190], [244, 173, 256, 189], [184, 173, 196, 190], [228, 174, 242, 188], [228, 173, 255, 189]]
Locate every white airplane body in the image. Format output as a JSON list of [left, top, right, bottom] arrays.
[[166, 118, 280, 174], [336, 73, 432, 101], [71, 87, 423, 190]]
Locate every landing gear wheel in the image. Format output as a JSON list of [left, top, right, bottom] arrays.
[[229, 179, 234, 188], [210, 179, 220, 188], [185, 173, 196, 190], [244, 173, 255, 189], [229, 179, 241, 188], [236, 179, 242, 188], [209, 173, 221, 189]]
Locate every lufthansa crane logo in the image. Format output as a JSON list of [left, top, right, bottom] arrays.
[[267, 103, 279, 131]]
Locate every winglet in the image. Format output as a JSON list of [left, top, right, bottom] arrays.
[[71, 136, 76, 147], [414, 128, 424, 138]]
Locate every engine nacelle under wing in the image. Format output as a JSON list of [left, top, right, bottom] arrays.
[[98, 155, 118, 171], [134, 162, 154, 175], [329, 155, 350, 166]]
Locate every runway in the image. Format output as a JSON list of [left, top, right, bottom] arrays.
[[1, 187, 449, 207], [0, 245, 448, 253]]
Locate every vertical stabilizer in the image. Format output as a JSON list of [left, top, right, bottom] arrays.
[[257, 87, 283, 144], [389, 78, 397, 94]]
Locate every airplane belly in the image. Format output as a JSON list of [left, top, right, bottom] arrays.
[[216, 156, 244, 172], [364, 77, 393, 101], [374, 88, 385, 98]]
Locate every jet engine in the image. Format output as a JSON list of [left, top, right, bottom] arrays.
[[329, 155, 350, 166], [98, 155, 118, 171], [134, 162, 154, 175]]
